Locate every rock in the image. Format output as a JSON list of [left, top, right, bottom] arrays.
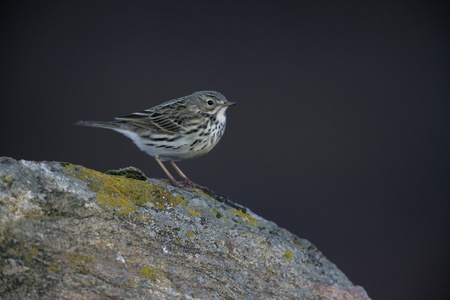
[[0, 157, 370, 299]]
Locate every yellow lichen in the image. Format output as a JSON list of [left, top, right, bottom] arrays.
[[282, 249, 295, 262], [230, 209, 258, 226], [61, 163, 187, 216], [25, 248, 42, 264], [1, 174, 13, 184], [212, 209, 225, 219], [69, 255, 96, 274], [29, 248, 41, 255], [69, 255, 96, 264], [139, 266, 164, 282], [48, 262, 60, 272], [188, 209, 202, 217], [187, 231, 195, 238]]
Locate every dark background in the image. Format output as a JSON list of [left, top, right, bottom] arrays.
[[1, 1, 449, 299]]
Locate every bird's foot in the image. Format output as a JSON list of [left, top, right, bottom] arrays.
[[158, 178, 209, 191], [182, 178, 209, 191]]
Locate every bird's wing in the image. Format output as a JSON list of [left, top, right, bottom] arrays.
[[115, 103, 186, 134], [115, 111, 182, 133]]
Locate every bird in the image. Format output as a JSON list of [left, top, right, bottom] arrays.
[[74, 90, 235, 189]]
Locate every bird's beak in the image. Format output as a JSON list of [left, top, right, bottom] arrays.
[[221, 101, 236, 107]]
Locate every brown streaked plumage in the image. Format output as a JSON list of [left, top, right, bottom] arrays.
[[75, 90, 235, 189]]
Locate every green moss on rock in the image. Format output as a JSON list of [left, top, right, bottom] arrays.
[[105, 167, 147, 181]]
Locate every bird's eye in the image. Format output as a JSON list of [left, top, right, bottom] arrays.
[[206, 99, 214, 106]]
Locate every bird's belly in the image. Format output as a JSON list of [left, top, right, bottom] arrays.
[[114, 128, 224, 161]]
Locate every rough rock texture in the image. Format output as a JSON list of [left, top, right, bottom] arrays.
[[0, 157, 370, 299]]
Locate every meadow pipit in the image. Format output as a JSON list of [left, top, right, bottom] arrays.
[[74, 91, 235, 189]]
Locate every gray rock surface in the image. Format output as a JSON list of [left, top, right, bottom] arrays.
[[0, 157, 370, 299]]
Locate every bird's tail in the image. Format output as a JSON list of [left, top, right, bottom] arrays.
[[73, 120, 120, 129]]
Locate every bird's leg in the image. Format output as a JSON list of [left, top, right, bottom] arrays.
[[154, 156, 182, 188], [169, 161, 209, 190]]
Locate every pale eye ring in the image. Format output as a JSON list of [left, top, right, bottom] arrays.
[[206, 99, 214, 106]]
